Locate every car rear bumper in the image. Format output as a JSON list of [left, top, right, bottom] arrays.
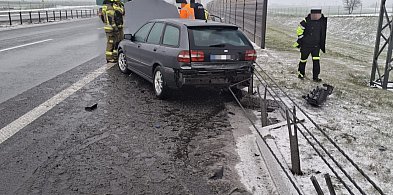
[[178, 69, 252, 86]]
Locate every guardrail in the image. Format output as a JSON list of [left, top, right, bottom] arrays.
[[228, 62, 386, 194], [0, 6, 98, 26]]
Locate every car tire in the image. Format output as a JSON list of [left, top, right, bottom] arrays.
[[153, 66, 169, 99], [118, 50, 131, 74]]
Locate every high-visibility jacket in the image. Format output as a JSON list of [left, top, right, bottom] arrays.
[[293, 14, 327, 52], [102, 3, 124, 32], [204, 9, 209, 20], [179, 4, 195, 19]]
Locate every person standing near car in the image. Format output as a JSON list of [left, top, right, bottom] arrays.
[[178, 0, 195, 19], [293, 8, 327, 82], [101, 0, 124, 62], [190, 0, 207, 20], [113, 0, 125, 55]]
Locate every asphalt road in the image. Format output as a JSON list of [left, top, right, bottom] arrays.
[[0, 17, 105, 103], [0, 19, 251, 194]]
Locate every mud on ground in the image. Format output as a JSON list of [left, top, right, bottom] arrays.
[[4, 65, 251, 194]]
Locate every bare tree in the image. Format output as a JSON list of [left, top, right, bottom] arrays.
[[343, 0, 362, 14]]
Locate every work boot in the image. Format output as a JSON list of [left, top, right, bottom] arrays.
[[313, 78, 322, 82], [298, 72, 305, 80], [107, 59, 115, 63]]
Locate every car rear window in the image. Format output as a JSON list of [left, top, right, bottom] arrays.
[[189, 26, 251, 48]]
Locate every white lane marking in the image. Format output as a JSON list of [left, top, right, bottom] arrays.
[[97, 27, 104, 30], [0, 63, 115, 144], [0, 39, 53, 53]]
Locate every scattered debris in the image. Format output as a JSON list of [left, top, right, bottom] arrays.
[[303, 84, 334, 107], [379, 146, 387, 152], [84, 103, 98, 112], [209, 166, 224, 180]]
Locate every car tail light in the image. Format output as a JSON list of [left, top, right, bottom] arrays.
[[178, 50, 191, 63], [190, 50, 205, 62], [178, 50, 205, 63], [245, 50, 257, 61]]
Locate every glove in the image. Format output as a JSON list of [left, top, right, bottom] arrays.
[[293, 42, 300, 48]]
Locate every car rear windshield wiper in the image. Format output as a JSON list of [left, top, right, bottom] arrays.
[[209, 43, 226, 47]]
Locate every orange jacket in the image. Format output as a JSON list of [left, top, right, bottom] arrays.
[[179, 4, 195, 19]]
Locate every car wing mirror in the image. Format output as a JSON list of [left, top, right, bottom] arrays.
[[124, 34, 134, 41]]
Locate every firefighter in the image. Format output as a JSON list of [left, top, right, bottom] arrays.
[[178, 0, 195, 19], [102, 0, 124, 63], [113, 0, 125, 54], [293, 8, 327, 82]]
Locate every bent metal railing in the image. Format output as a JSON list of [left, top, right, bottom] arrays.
[[228, 62, 385, 195]]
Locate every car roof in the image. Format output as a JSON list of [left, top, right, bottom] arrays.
[[150, 18, 239, 28]]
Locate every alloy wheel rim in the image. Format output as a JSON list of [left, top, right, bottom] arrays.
[[118, 53, 126, 71], [154, 71, 163, 95]]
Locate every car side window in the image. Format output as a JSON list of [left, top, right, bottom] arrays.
[[162, 25, 180, 47], [147, 23, 165, 45], [134, 23, 154, 42]]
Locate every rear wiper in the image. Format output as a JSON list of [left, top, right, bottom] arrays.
[[209, 43, 226, 47]]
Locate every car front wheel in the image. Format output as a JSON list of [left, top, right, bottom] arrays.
[[153, 66, 168, 99], [118, 51, 131, 74]]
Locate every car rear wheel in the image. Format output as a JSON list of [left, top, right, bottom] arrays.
[[118, 51, 131, 74], [153, 66, 168, 99]]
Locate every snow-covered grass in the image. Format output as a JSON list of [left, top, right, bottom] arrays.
[[255, 15, 393, 194]]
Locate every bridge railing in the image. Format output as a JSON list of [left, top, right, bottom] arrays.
[[0, 6, 98, 26]]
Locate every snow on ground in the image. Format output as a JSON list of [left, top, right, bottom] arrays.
[[252, 15, 393, 194]]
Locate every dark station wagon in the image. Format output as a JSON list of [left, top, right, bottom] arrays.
[[118, 19, 256, 99]]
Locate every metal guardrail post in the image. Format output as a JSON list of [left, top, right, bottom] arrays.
[[248, 72, 254, 94], [29, 12, 32, 23], [259, 85, 268, 127], [19, 12, 22, 25], [324, 174, 337, 195], [8, 12, 12, 26], [46, 11, 48, 22], [59, 10, 62, 20], [90, 10, 92, 17], [71, 10, 73, 19], [85, 10, 87, 18], [311, 176, 325, 195], [53, 11, 55, 21], [286, 108, 301, 175], [76, 10, 79, 18], [38, 11, 41, 23], [66, 10, 68, 19]]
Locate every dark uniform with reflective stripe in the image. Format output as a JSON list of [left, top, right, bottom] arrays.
[[294, 10, 327, 81]]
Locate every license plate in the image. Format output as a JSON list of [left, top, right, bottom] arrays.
[[210, 55, 232, 61]]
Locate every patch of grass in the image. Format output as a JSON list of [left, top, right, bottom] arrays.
[[266, 26, 296, 51]]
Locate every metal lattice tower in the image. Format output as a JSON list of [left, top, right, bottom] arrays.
[[371, 0, 393, 89]]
